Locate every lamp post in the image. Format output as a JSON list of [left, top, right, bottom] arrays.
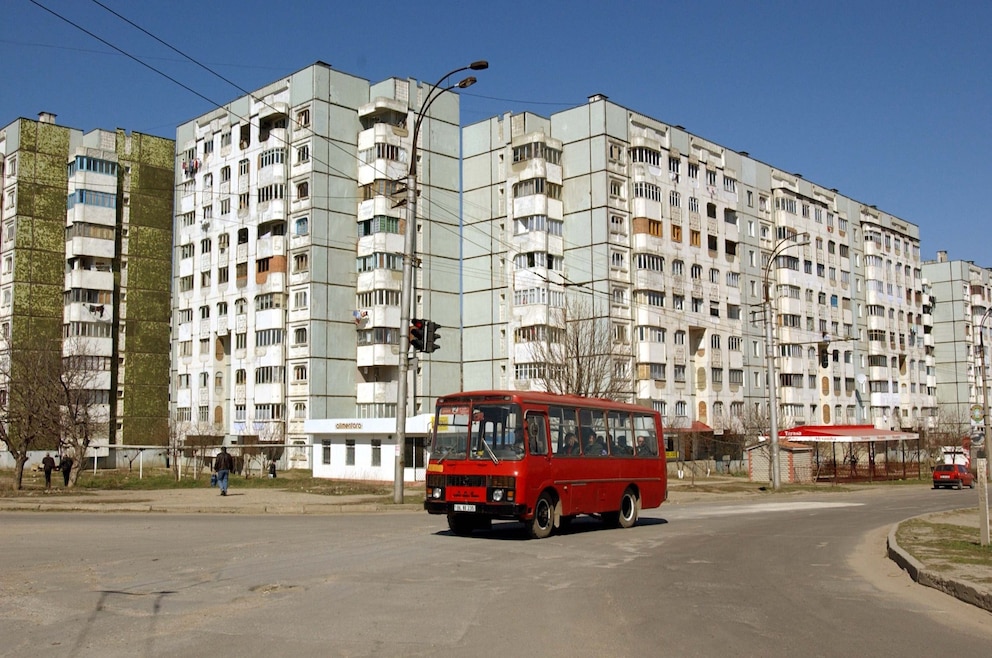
[[980, 307, 992, 457], [762, 232, 810, 490], [394, 61, 488, 504], [977, 306, 991, 546]]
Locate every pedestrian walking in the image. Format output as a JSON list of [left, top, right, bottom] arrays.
[[42, 453, 56, 491], [213, 447, 234, 496], [59, 454, 73, 487]]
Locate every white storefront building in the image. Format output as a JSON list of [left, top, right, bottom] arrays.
[[306, 415, 434, 482]]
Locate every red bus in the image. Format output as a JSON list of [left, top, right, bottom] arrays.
[[424, 390, 667, 538]]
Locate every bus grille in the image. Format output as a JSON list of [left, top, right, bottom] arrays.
[[445, 474, 487, 488]]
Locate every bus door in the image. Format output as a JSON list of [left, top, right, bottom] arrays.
[[524, 411, 550, 508]]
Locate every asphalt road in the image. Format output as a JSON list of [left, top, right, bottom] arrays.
[[1, 485, 988, 657]]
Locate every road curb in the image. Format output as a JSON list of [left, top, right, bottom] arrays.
[[0, 500, 425, 515], [887, 516, 992, 613]]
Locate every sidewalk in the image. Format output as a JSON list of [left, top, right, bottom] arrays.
[[886, 508, 992, 613], [0, 487, 422, 514]]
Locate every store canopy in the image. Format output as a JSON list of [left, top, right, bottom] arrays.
[[780, 425, 918, 443]]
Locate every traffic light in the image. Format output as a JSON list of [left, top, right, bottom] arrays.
[[424, 321, 441, 353], [819, 346, 829, 368], [409, 318, 426, 351]]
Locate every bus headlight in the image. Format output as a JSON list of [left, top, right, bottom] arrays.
[[430, 487, 443, 499], [492, 489, 504, 502]]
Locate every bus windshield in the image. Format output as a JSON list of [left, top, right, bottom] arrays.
[[431, 402, 524, 462]]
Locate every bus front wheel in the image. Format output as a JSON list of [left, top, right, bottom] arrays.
[[447, 513, 475, 536], [527, 493, 555, 539]]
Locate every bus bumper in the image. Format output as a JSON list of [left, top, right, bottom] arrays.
[[424, 501, 528, 518]]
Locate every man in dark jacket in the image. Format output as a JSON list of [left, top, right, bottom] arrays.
[[213, 447, 234, 496], [42, 453, 56, 490], [59, 455, 74, 487]]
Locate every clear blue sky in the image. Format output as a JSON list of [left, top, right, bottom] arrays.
[[4, 0, 988, 266]]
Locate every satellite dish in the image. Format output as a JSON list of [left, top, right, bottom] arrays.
[[856, 374, 867, 385]]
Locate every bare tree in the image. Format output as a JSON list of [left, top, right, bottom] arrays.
[[706, 406, 747, 471], [529, 296, 634, 401], [924, 403, 971, 466], [0, 335, 63, 489], [733, 402, 771, 445], [58, 339, 109, 487]]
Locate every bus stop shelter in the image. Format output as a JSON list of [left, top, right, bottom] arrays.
[[779, 425, 921, 483]]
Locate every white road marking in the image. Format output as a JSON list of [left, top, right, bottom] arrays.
[[648, 501, 864, 519]]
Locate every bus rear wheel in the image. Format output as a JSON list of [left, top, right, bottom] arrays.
[[527, 493, 555, 539], [618, 488, 640, 529]]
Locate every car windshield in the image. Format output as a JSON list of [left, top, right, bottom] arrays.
[[430, 402, 524, 462]]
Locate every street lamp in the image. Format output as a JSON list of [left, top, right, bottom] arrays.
[[394, 61, 488, 504], [763, 231, 810, 490], [979, 306, 992, 457], [977, 302, 992, 546]]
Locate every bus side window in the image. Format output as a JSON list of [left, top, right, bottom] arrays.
[[633, 413, 659, 457], [527, 414, 548, 456]]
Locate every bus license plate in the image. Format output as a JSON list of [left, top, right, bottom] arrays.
[[454, 504, 476, 512]]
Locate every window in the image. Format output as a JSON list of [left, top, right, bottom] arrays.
[[512, 178, 562, 199], [630, 147, 660, 165], [255, 293, 283, 311], [359, 215, 401, 236], [294, 217, 309, 236], [258, 148, 286, 168], [293, 252, 309, 272], [296, 181, 309, 200], [632, 182, 661, 202], [296, 144, 310, 163], [255, 328, 284, 347], [297, 107, 311, 127], [512, 142, 562, 164]]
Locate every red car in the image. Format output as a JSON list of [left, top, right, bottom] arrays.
[[932, 463, 974, 490]]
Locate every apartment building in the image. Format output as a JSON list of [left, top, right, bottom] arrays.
[[462, 94, 935, 447], [0, 113, 173, 462], [172, 63, 462, 477], [922, 251, 992, 436]]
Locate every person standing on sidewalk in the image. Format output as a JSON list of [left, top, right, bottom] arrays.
[[213, 447, 234, 496], [42, 453, 56, 491]]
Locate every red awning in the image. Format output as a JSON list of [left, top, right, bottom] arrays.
[[780, 425, 917, 443], [666, 421, 713, 433]]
